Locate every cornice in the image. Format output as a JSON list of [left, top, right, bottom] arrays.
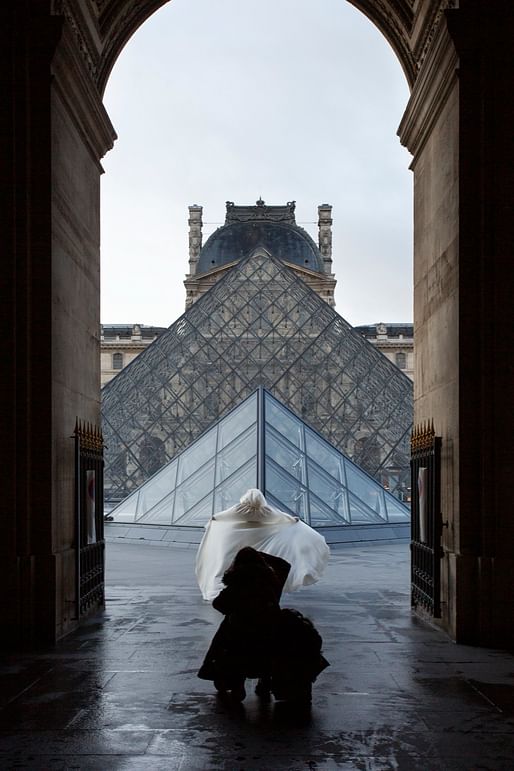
[[190, 262, 239, 281], [372, 340, 414, 348], [411, 0, 457, 75], [397, 8, 458, 159], [51, 0, 102, 81], [282, 262, 336, 283], [51, 21, 117, 163], [101, 341, 151, 350]]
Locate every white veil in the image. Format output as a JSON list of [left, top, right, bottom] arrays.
[[195, 489, 330, 601]]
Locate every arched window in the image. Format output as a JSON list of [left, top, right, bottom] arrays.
[[112, 352, 123, 370], [396, 352, 407, 369]]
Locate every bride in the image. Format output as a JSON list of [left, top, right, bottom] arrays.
[[195, 488, 330, 601]]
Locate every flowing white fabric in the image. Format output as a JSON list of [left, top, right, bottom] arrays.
[[195, 489, 330, 601]]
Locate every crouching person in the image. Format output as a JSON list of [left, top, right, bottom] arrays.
[[198, 546, 329, 705], [198, 547, 290, 702]]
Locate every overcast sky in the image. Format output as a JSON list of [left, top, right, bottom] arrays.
[[101, 0, 413, 328]]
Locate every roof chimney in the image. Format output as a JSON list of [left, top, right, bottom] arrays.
[[188, 205, 203, 276], [318, 204, 333, 274]]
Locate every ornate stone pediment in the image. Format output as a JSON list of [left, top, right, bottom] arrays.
[[225, 200, 297, 225]]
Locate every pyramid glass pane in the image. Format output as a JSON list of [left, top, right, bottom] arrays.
[[215, 426, 256, 486], [173, 459, 216, 522], [385, 494, 413, 522], [265, 460, 308, 521], [348, 493, 384, 525], [265, 398, 304, 449], [213, 460, 257, 513], [103, 251, 412, 503], [218, 397, 257, 449], [344, 462, 388, 520], [137, 460, 177, 517], [138, 492, 174, 525], [309, 494, 350, 527], [305, 429, 345, 483], [306, 460, 348, 521], [266, 428, 306, 484], [108, 490, 139, 523], [174, 494, 214, 525], [175, 427, 217, 487]]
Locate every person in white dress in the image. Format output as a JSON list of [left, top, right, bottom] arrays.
[[195, 488, 330, 601]]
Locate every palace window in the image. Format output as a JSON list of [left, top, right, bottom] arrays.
[[112, 352, 123, 370], [396, 352, 407, 369]]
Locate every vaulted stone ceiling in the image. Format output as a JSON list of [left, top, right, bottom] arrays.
[[52, 1, 456, 94]]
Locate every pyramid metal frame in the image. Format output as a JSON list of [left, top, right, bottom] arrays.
[[102, 248, 413, 505], [107, 388, 410, 529]]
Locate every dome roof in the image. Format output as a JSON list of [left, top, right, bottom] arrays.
[[196, 220, 325, 275]]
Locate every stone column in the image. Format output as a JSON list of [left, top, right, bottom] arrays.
[[188, 205, 203, 276], [318, 204, 333, 274], [1, 1, 116, 646], [399, 1, 514, 646], [447, 0, 514, 647]]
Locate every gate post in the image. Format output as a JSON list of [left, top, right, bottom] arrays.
[[74, 420, 105, 619], [411, 422, 442, 618]]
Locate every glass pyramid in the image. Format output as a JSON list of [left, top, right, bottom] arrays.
[[108, 389, 410, 527], [102, 249, 413, 504]]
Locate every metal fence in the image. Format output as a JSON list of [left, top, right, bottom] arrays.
[[74, 420, 105, 618], [410, 421, 442, 617]]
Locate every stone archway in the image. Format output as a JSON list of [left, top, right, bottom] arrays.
[[94, 0, 418, 94], [3, 0, 514, 648]]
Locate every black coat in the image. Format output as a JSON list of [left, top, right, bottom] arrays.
[[198, 551, 288, 681], [198, 550, 329, 689]]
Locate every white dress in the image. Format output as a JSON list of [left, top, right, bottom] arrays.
[[195, 490, 330, 601]]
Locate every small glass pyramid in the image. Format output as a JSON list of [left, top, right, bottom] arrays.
[[102, 250, 413, 505], [108, 389, 410, 528]]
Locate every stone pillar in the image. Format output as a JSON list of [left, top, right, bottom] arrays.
[[1, 2, 115, 646], [318, 204, 333, 274], [188, 205, 203, 276], [448, 0, 514, 647], [399, 1, 514, 646]]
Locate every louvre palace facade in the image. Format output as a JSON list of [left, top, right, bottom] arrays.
[[102, 200, 413, 526], [101, 324, 167, 385]]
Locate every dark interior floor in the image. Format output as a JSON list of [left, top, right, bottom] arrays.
[[1, 541, 514, 770]]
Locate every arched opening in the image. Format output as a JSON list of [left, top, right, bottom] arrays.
[[96, 0, 514, 649], [99, 0, 414, 524], [4, 0, 514, 650]]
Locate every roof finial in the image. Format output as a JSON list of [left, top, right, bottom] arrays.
[[256, 197, 265, 207]]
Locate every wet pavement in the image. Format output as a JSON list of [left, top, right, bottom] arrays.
[[1, 540, 514, 770]]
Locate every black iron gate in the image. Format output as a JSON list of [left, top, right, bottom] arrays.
[[74, 419, 105, 618], [410, 421, 442, 617]]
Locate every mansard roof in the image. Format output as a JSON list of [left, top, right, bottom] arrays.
[[196, 199, 325, 275]]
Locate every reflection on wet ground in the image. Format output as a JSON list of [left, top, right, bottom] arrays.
[[1, 541, 514, 769]]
